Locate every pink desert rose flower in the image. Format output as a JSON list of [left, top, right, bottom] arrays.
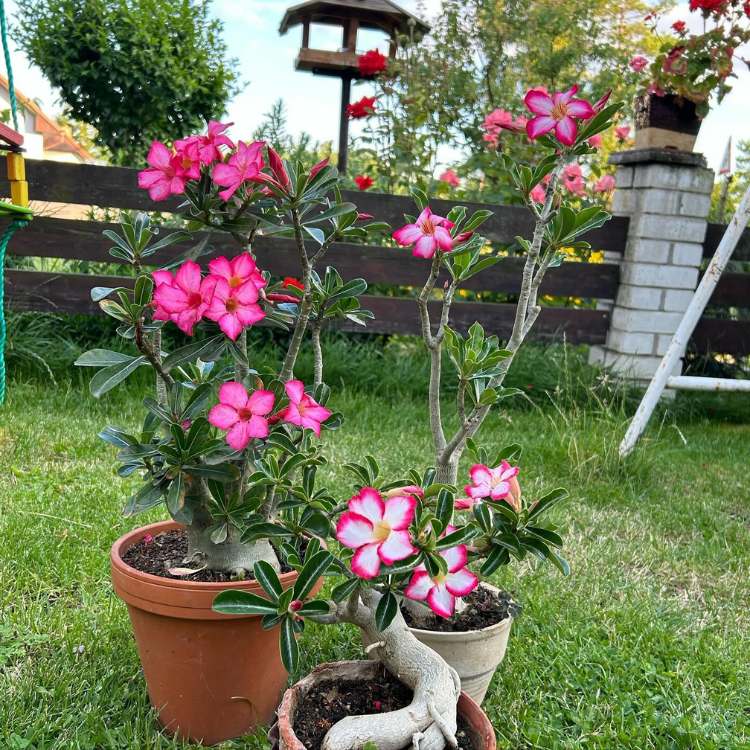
[[564, 176, 586, 197], [588, 134, 603, 148], [615, 125, 631, 142], [172, 137, 202, 180], [393, 207, 454, 259], [211, 140, 265, 201], [564, 163, 582, 180], [336, 487, 417, 579], [138, 141, 189, 201], [629, 55, 649, 72], [204, 277, 265, 340], [267, 146, 292, 191], [151, 261, 213, 335], [439, 169, 461, 188], [529, 184, 547, 204], [208, 253, 267, 291], [465, 461, 521, 511], [481, 108, 526, 146], [281, 380, 332, 437], [208, 382, 275, 450], [385, 485, 425, 499], [178, 120, 234, 165], [525, 85, 595, 147], [594, 174, 616, 193], [404, 544, 478, 618]]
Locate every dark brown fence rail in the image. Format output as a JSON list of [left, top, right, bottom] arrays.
[[2, 159, 748, 352]]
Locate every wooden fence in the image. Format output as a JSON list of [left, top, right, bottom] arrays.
[[2, 159, 749, 353]]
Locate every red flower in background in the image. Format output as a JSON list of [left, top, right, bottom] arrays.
[[354, 174, 374, 190], [689, 0, 727, 12], [346, 96, 377, 119], [358, 49, 388, 77], [672, 20, 687, 33], [283, 277, 304, 290]]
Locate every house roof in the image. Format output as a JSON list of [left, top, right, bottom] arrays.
[[279, 0, 430, 38], [0, 75, 93, 162]]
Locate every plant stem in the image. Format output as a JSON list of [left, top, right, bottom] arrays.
[[134, 318, 174, 391], [311, 320, 324, 387]]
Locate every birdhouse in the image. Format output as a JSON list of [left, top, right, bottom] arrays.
[[279, 0, 429, 78]]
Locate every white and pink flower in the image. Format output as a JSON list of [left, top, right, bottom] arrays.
[[280, 380, 332, 437], [208, 382, 275, 450], [336, 488, 417, 579], [392, 207, 454, 259], [465, 461, 521, 511], [404, 544, 478, 618], [524, 85, 595, 147]]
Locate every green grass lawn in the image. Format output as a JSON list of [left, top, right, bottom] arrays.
[[1, 377, 749, 750]]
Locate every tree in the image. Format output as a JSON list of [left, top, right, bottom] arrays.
[[16, 0, 239, 165], [359, 0, 670, 198]]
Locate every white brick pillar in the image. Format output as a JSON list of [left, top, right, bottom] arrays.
[[590, 149, 714, 382]]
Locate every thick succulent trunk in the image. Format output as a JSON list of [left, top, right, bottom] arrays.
[[323, 592, 460, 750], [435, 455, 460, 486]]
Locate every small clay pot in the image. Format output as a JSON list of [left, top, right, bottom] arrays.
[[270, 660, 496, 750], [634, 93, 702, 152], [111, 519, 309, 745]]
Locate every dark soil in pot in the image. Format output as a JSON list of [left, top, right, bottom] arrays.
[[292, 663, 477, 750], [122, 529, 295, 582], [402, 586, 521, 632]]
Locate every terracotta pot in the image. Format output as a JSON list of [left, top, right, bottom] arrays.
[[270, 660, 496, 750], [634, 93, 702, 152], [111, 519, 308, 746]]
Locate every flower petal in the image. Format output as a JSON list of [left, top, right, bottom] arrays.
[[218, 313, 243, 340], [336, 512, 375, 549], [208, 256, 232, 280], [382, 495, 417, 530], [219, 381, 249, 409], [404, 570, 433, 601], [427, 584, 455, 618], [434, 226, 454, 252], [175, 260, 202, 294], [566, 99, 596, 119], [378, 530, 416, 565], [284, 379, 306, 405], [441, 544, 468, 574], [413, 235, 437, 259], [244, 414, 270, 440], [392, 224, 423, 246], [351, 542, 382, 579], [524, 89, 554, 115], [247, 389, 275, 416], [469, 464, 492, 485], [208, 403, 239, 430], [226, 420, 253, 451], [349, 487, 385, 524], [526, 116, 556, 140], [555, 117, 578, 146], [445, 567, 479, 597]]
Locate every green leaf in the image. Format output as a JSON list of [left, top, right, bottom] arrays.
[[253, 560, 283, 602], [75, 349, 136, 368], [481, 544, 510, 576], [123, 482, 163, 516], [297, 600, 332, 617], [463, 209, 494, 232], [163, 335, 225, 370], [212, 590, 277, 616], [292, 550, 332, 600], [90, 356, 147, 398], [280, 616, 299, 673], [375, 591, 398, 632], [527, 488, 568, 521], [526, 526, 563, 548], [166, 473, 190, 522], [548, 550, 571, 576], [331, 578, 360, 603]]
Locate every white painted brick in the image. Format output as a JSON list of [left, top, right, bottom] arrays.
[[621, 262, 699, 290], [625, 238, 671, 263], [670, 242, 704, 267], [616, 284, 663, 310], [602, 352, 682, 380], [678, 192, 712, 218], [663, 288, 695, 311], [588, 345, 606, 366], [615, 166, 634, 189], [612, 189, 637, 214], [630, 213, 707, 243], [612, 308, 683, 334], [607, 329, 656, 354], [632, 164, 714, 193]]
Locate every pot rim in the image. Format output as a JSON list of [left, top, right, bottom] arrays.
[[274, 660, 495, 750], [111, 519, 300, 592], [407, 582, 515, 638]]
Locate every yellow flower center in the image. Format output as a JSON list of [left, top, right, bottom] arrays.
[[228, 275, 243, 288], [551, 101, 568, 121], [433, 572, 447, 585], [373, 520, 391, 542]]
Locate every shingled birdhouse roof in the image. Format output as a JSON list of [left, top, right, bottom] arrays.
[[279, 0, 430, 39]]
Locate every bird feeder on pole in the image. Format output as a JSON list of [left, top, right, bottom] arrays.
[[279, 0, 429, 173]]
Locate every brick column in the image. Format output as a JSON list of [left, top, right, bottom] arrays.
[[590, 149, 714, 382]]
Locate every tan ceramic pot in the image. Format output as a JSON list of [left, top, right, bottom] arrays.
[[111, 519, 308, 745], [270, 660, 496, 750], [408, 584, 513, 705]]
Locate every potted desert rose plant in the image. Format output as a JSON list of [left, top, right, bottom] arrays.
[[211, 86, 623, 750], [630, 1, 750, 150], [76, 126, 379, 743]]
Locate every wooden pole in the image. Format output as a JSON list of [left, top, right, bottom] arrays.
[[619, 183, 750, 457], [338, 75, 351, 173]]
